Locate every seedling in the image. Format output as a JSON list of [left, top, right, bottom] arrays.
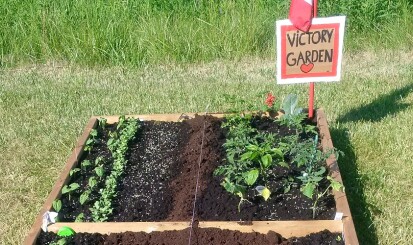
[[98, 117, 107, 130], [75, 213, 84, 222], [62, 183, 80, 201], [88, 176, 97, 188], [94, 166, 104, 178], [69, 168, 80, 177], [50, 238, 67, 245], [52, 199, 62, 213], [310, 176, 344, 219], [84, 138, 94, 152], [255, 185, 271, 201], [81, 160, 91, 168], [79, 190, 91, 205]]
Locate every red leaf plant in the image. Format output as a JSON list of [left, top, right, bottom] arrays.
[[265, 93, 276, 108]]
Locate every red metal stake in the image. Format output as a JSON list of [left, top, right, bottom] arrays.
[[308, 0, 318, 119]]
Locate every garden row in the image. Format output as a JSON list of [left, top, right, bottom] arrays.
[[25, 96, 358, 244]]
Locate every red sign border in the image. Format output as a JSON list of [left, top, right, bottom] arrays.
[[280, 23, 340, 79]]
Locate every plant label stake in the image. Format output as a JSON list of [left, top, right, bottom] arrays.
[[276, 0, 346, 118]]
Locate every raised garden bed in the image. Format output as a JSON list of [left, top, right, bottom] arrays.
[[24, 108, 358, 245]]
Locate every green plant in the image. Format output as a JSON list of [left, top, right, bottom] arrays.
[[61, 183, 80, 201], [75, 213, 84, 222], [90, 117, 139, 221], [309, 176, 344, 219], [215, 113, 292, 210], [278, 94, 307, 133], [50, 238, 67, 245], [98, 118, 107, 130], [81, 160, 91, 168], [79, 190, 91, 205], [69, 168, 80, 177], [52, 199, 62, 213]]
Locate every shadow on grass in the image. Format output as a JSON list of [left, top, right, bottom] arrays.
[[337, 84, 413, 123], [330, 127, 379, 245]]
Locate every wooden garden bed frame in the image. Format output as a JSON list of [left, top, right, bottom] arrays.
[[24, 109, 359, 245]]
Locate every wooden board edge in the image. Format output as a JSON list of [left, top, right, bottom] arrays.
[[47, 220, 341, 239], [316, 108, 359, 245], [93, 111, 282, 124], [23, 117, 98, 245], [48, 222, 191, 234], [199, 220, 342, 238]]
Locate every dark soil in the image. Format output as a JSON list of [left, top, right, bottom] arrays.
[[57, 114, 336, 222], [36, 229, 344, 245], [111, 120, 190, 221]]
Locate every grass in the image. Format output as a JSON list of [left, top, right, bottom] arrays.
[[1, 50, 413, 244], [1, 0, 412, 67]]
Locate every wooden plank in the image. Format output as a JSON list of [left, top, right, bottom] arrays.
[[95, 113, 222, 124], [199, 220, 342, 238], [23, 118, 98, 245], [95, 111, 279, 124], [316, 109, 359, 245], [47, 221, 341, 238], [48, 222, 191, 234]]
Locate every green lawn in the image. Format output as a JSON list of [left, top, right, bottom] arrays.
[[1, 50, 412, 244]]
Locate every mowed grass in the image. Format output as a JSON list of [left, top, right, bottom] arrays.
[[1, 50, 413, 244]]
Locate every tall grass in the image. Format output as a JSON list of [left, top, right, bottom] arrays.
[[1, 0, 412, 67]]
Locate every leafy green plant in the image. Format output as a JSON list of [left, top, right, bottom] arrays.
[[50, 238, 67, 245], [75, 213, 84, 222], [62, 183, 80, 201], [94, 166, 104, 178], [91, 117, 139, 221], [79, 190, 91, 205], [277, 94, 308, 134], [309, 176, 344, 219], [215, 113, 292, 210], [81, 160, 91, 168], [52, 199, 62, 213], [98, 118, 107, 130], [69, 168, 80, 177]]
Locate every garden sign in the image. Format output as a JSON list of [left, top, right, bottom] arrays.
[[276, 16, 346, 84]]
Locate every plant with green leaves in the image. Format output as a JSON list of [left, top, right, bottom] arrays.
[[278, 94, 307, 134], [61, 183, 80, 201], [90, 117, 139, 221], [84, 129, 98, 152], [309, 176, 344, 219], [75, 213, 84, 222], [52, 199, 62, 213], [98, 117, 107, 130], [288, 134, 344, 218], [215, 114, 290, 211]]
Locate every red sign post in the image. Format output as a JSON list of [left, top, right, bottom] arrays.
[[278, 0, 346, 118]]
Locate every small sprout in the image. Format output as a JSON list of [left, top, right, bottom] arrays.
[[88, 176, 97, 189], [255, 186, 271, 201], [75, 213, 84, 222], [81, 160, 91, 168], [95, 166, 104, 178], [79, 190, 90, 205], [62, 183, 80, 201], [52, 199, 62, 213], [90, 129, 98, 138], [51, 238, 67, 245], [95, 156, 104, 165], [98, 118, 107, 130], [69, 168, 80, 177]]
